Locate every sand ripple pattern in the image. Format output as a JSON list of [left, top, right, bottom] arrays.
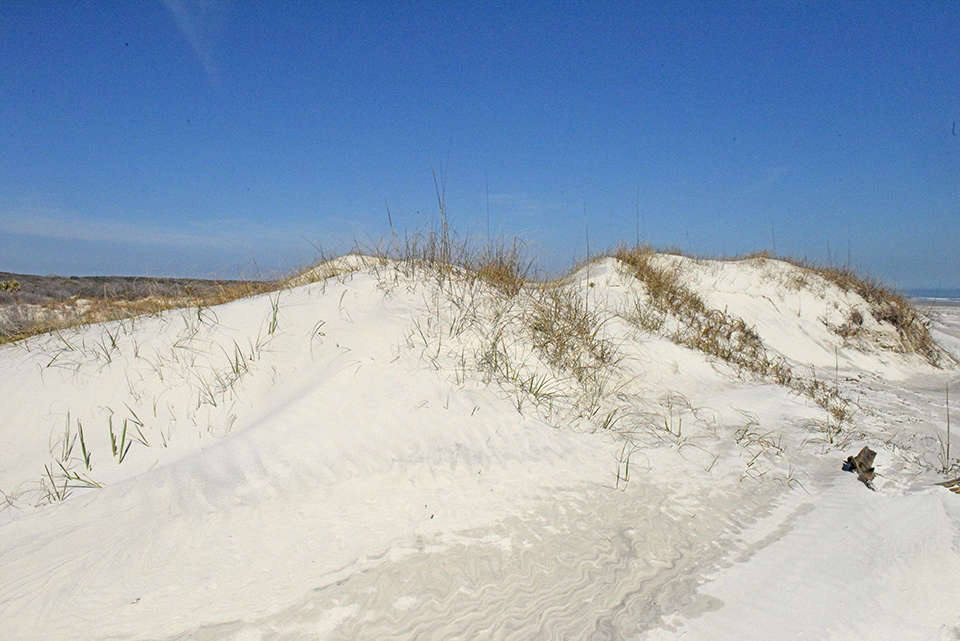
[[178, 480, 784, 641]]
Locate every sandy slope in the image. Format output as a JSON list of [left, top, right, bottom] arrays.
[[1, 256, 958, 640]]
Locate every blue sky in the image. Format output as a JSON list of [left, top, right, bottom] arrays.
[[2, 2, 958, 288]]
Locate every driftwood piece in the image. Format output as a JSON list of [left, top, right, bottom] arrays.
[[842, 446, 877, 489]]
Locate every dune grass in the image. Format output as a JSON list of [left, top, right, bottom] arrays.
[[614, 245, 793, 384], [730, 252, 943, 366], [613, 244, 868, 440], [807, 263, 940, 365], [4, 233, 937, 368], [3, 236, 942, 425], [2, 231, 947, 495]]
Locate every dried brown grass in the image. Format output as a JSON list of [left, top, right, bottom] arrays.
[[778, 258, 942, 366], [0, 279, 280, 346], [614, 244, 793, 384]]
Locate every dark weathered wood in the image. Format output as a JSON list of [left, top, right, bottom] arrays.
[[842, 446, 877, 489]]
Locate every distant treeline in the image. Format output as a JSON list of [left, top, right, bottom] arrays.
[[0, 272, 273, 306]]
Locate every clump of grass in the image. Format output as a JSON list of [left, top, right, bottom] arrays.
[[615, 244, 792, 385], [829, 270, 939, 365], [614, 245, 705, 325], [528, 286, 617, 384], [734, 409, 783, 453], [354, 225, 535, 301], [376, 225, 625, 428], [683, 309, 792, 384], [37, 412, 103, 504], [615, 244, 860, 438], [705, 252, 941, 366], [778, 258, 942, 366], [108, 416, 131, 464], [836, 309, 865, 339], [794, 373, 853, 441], [521, 283, 630, 423], [464, 238, 533, 298]]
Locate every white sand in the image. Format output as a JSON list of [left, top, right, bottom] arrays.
[[1, 255, 958, 640]]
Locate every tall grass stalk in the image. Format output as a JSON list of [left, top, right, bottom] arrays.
[[78, 420, 91, 471], [431, 163, 450, 270], [109, 416, 131, 464]]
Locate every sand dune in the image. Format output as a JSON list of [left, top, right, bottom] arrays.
[[2, 254, 958, 640]]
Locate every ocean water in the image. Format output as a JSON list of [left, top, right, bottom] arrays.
[[906, 288, 960, 304]]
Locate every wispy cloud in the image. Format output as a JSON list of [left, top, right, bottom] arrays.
[[733, 166, 790, 197], [158, 0, 229, 81], [0, 204, 296, 254], [0, 199, 333, 277]]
